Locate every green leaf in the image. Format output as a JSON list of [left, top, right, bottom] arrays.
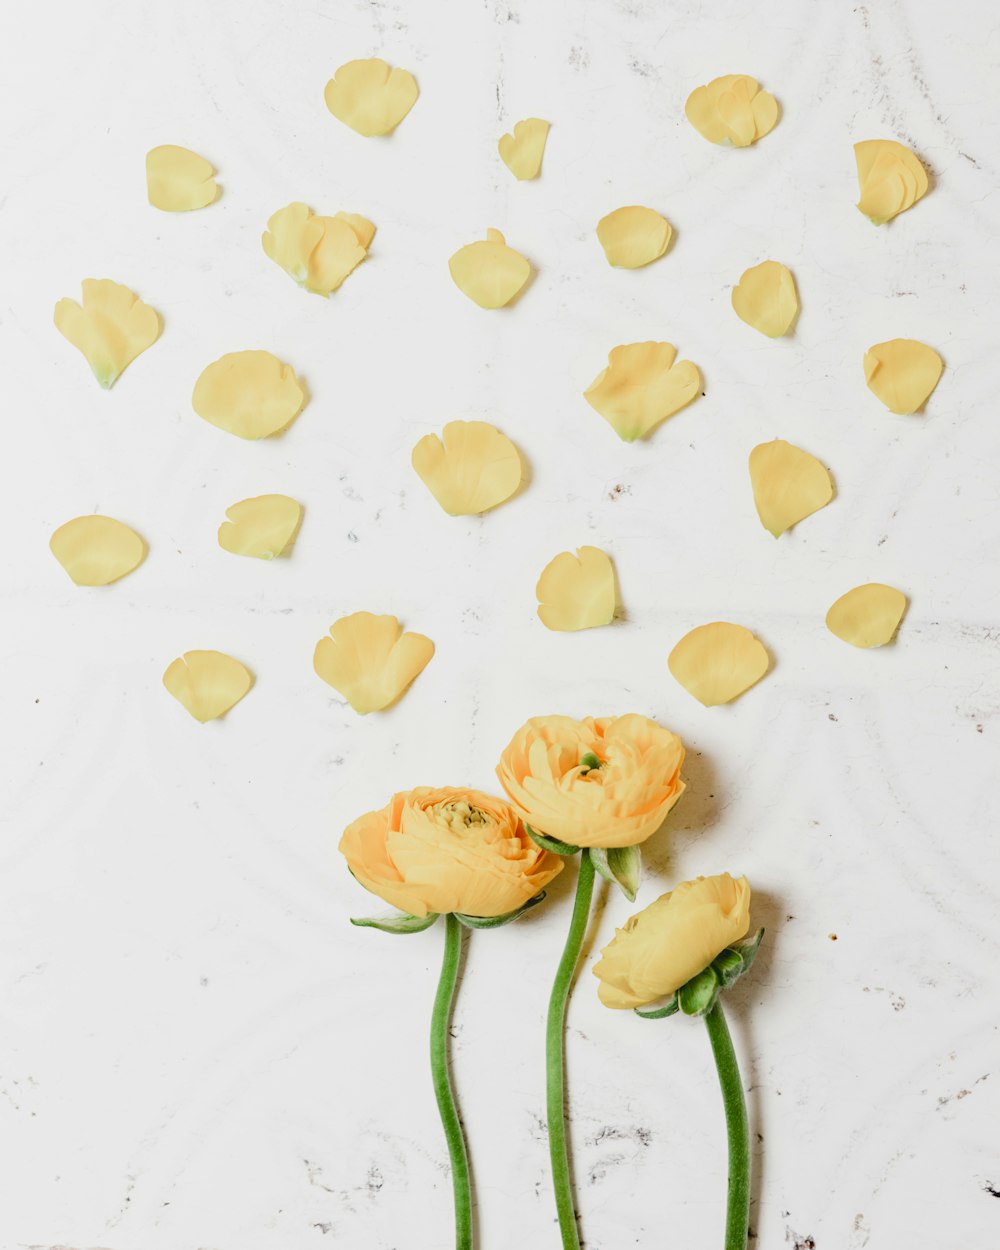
[[589, 845, 641, 901], [350, 911, 439, 935], [634, 992, 680, 1019], [525, 826, 580, 856], [454, 891, 548, 929], [678, 965, 720, 1016]]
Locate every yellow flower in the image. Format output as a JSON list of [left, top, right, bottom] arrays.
[[593, 874, 751, 1009], [496, 714, 685, 849], [53, 279, 160, 388], [262, 202, 374, 297], [340, 787, 563, 918]]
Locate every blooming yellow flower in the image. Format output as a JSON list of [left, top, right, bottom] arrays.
[[496, 714, 685, 849], [593, 874, 751, 1009], [340, 787, 563, 918]]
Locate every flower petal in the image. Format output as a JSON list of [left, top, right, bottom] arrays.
[[324, 58, 419, 136], [262, 202, 372, 297], [192, 350, 305, 439], [313, 612, 434, 714], [864, 339, 943, 414], [163, 650, 253, 722], [536, 546, 616, 632], [218, 495, 303, 559], [448, 229, 532, 309], [731, 261, 798, 337], [685, 74, 778, 147], [668, 622, 769, 706], [854, 140, 929, 224], [53, 279, 160, 388], [748, 439, 833, 537], [583, 341, 701, 441], [412, 420, 522, 515], [498, 117, 550, 180], [826, 584, 907, 648], [145, 144, 219, 211], [50, 515, 146, 586], [596, 206, 673, 269]]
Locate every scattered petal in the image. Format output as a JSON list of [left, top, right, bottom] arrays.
[[668, 622, 769, 706], [864, 339, 943, 414], [596, 206, 673, 269], [53, 280, 160, 388], [584, 341, 701, 441], [826, 583, 907, 648], [498, 118, 550, 180], [146, 144, 219, 211], [412, 420, 522, 516], [748, 439, 833, 537], [685, 75, 779, 147], [324, 58, 419, 136], [854, 139, 929, 225], [731, 261, 798, 337], [448, 229, 531, 309], [163, 650, 253, 722], [218, 495, 303, 559], [262, 202, 373, 297], [50, 515, 146, 586], [313, 612, 434, 714], [536, 546, 616, 632], [192, 350, 305, 439]]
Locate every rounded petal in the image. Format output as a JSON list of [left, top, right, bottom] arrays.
[[864, 339, 943, 414], [218, 495, 303, 559], [411, 420, 522, 516], [53, 279, 160, 388], [855, 140, 929, 224], [50, 515, 146, 586], [583, 341, 701, 441], [668, 622, 769, 706], [536, 546, 616, 632], [826, 583, 907, 648], [748, 439, 833, 536], [685, 75, 777, 147], [731, 261, 798, 337], [163, 650, 253, 722], [192, 350, 305, 439], [324, 58, 419, 136], [262, 202, 371, 297], [313, 612, 434, 714], [146, 144, 219, 211], [448, 230, 531, 309], [498, 117, 550, 180], [596, 206, 673, 269]]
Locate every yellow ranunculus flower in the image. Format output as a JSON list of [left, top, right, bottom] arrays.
[[340, 787, 563, 919], [593, 874, 751, 1009], [495, 714, 685, 849]]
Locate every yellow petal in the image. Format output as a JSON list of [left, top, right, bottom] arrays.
[[596, 206, 673, 269], [50, 515, 146, 586], [145, 144, 219, 211], [748, 439, 833, 537], [218, 495, 303, 559], [685, 74, 778, 147], [826, 584, 907, 648], [854, 140, 929, 224], [668, 622, 769, 706], [412, 421, 522, 516], [323, 58, 419, 136], [261, 202, 371, 297], [314, 613, 434, 714], [192, 350, 305, 439], [163, 650, 253, 722], [498, 118, 550, 180], [731, 261, 798, 337], [448, 229, 532, 309], [864, 339, 943, 414], [536, 546, 616, 632], [336, 211, 377, 249], [583, 341, 701, 441], [53, 279, 160, 388]]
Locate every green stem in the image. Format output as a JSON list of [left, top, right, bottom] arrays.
[[545, 851, 596, 1250], [704, 999, 751, 1250], [430, 913, 473, 1250]]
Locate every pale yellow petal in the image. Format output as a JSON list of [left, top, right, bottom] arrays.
[[412, 420, 522, 516], [163, 650, 253, 722], [855, 140, 929, 224], [324, 58, 419, 136], [826, 584, 907, 648], [262, 202, 371, 297], [864, 339, 943, 414], [731, 261, 798, 337], [748, 439, 833, 537], [751, 89, 779, 140], [685, 75, 777, 147], [192, 350, 305, 439], [583, 341, 701, 441], [145, 144, 219, 211], [498, 118, 550, 180], [536, 546, 616, 632], [50, 515, 146, 586], [53, 279, 160, 388], [313, 612, 434, 714], [335, 211, 377, 249], [307, 215, 369, 295], [448, 230, 531, 309], [218, 495, 303, 559], [668, 622, 769, 706], [716, 76, 756, 147], [596, 206, 673, 269]]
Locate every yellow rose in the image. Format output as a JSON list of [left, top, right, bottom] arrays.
[[593, 874, 751, 1009], [340, 786, 563, 919], [495, 714, 685, 849]]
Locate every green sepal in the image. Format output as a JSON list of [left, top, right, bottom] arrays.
[[678, 965, 720, 1016], [634, 992, 680, 1020], [711, 947, 745, 987], [350, 911, 439, 935], [525, 826, 580, 856], [588, 845, 641, 902], [729, 927, 765, 973], [454, 891, 548, 929]]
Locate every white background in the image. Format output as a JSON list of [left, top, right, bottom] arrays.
[[2, 0, 999, 1246]]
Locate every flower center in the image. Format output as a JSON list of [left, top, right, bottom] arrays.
[[579, 752, 603, 776], [439, 800, 490, 832]]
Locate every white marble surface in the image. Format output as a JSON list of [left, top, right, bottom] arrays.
[[3, 0, 999, 1246]]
